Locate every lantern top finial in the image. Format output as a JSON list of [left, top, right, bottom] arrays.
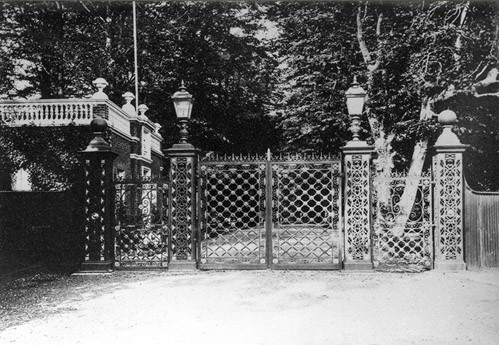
[[345, 76, 365, 98], [172, 81, 192, 100]]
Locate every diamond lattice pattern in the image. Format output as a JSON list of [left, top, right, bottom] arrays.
[[200, 165, 265, 264], [273, 164, 339, 264]]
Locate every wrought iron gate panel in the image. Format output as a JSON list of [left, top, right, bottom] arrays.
[[115, 179, 169, 268], [199, 157, 267, 268], [271, 160, 342, 268], [372, 172, 433, 271], [199, 153, 341, 270], [170, 156, 195, 261]]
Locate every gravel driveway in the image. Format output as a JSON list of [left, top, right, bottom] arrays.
[[1, 269, 498, 345]]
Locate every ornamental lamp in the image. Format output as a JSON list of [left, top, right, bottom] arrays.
[[345, 76, 366, 142], [172, 81, 193, 120], [172, 81, 194, 145], [345, 76, 366, 116]]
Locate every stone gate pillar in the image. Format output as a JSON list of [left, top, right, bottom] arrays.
[[432, 110, 468, 270], [342, 143, 374, 270], [79, 118, 118, 272], [165, 144, 199, 270]]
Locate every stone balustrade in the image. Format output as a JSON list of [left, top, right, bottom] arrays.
[[0, 99, 95, 126], [0, 98, 132, 139]]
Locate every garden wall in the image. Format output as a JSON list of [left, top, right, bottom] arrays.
[[0, 190, 85, 270]]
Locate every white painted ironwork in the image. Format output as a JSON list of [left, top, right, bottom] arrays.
[[372, 171, 433, 271], [198, 153, 342, 269]]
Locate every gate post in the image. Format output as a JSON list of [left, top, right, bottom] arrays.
[[164, 82, 198, 270], [342, 144, 374, 270], [432, 110, 468, 270], [79, 118, 118, 272], [164, 144, 199, 270], [342, 78, 374, 270]]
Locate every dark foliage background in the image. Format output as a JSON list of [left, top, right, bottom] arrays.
[[0, 1, 497, 190]]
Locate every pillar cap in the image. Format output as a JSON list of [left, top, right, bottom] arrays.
[[164, 143, 200, 156], [433, 143, 469, 153], [341, 141, 374, 155]]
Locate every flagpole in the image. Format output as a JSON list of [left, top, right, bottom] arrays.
[[133, 1, 139, 111]]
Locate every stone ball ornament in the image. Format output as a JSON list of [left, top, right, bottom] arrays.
[[90, 117, 108, 133], [435, 109, 462, 146], [438, 109, 457, 126], [82, 117, 113, 152]]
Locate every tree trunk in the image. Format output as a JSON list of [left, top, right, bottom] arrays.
[[387, 101, 432, 236]]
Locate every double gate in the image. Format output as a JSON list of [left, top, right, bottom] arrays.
[[198, 154, 342, 270]]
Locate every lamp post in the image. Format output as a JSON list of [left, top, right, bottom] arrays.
[[164, 81, 198, 270], [345, 76, 366, 145], [341, 75, 373, 270], [171, 81, 194, 146]]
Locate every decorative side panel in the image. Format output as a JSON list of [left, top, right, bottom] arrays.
[[170, 156, 194, 261], [434, 152, 464, 261], [114, 179, 169, 267], [372, 172, 433, 271], [344, 154, 371, 261]]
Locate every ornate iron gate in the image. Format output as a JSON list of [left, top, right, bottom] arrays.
[[372, 172, 433, 271], [198, 153, 342, 270], [114, 179, 169, 268]]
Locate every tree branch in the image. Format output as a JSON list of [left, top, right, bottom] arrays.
[[356, 6, 375, 72]]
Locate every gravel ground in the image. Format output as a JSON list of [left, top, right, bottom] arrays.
[[1, 269, 498, 345]]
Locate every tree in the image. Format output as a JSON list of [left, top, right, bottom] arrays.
[[136, 1, 280, 152], [267, 1, 498, 235]]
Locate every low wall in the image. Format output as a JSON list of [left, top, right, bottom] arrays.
[[0, 190, 85, 270]]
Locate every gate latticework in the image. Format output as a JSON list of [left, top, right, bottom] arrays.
[[115, 179, 169, 268], [198, 153, 342, 270], [372, 172, 433, 271]]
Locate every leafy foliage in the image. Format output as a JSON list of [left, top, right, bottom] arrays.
[[267, 1, 498, 189], [0, 1, 497, 190], [0, 125, 88, 191]]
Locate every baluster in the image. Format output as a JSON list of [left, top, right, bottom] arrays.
[[27, 105, 32, 122], [40, 104, 49, 122], [46, 104, 51, 122], [75, 104, 79, 121], [34, 104, 38, 123], [35, 104, 40, 124], [85, 103, 90, 121], [52, 103, 56, 122], [82, 103, 86, 122], [22, 105, 27, 122], [66, 103, 71, 122]]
